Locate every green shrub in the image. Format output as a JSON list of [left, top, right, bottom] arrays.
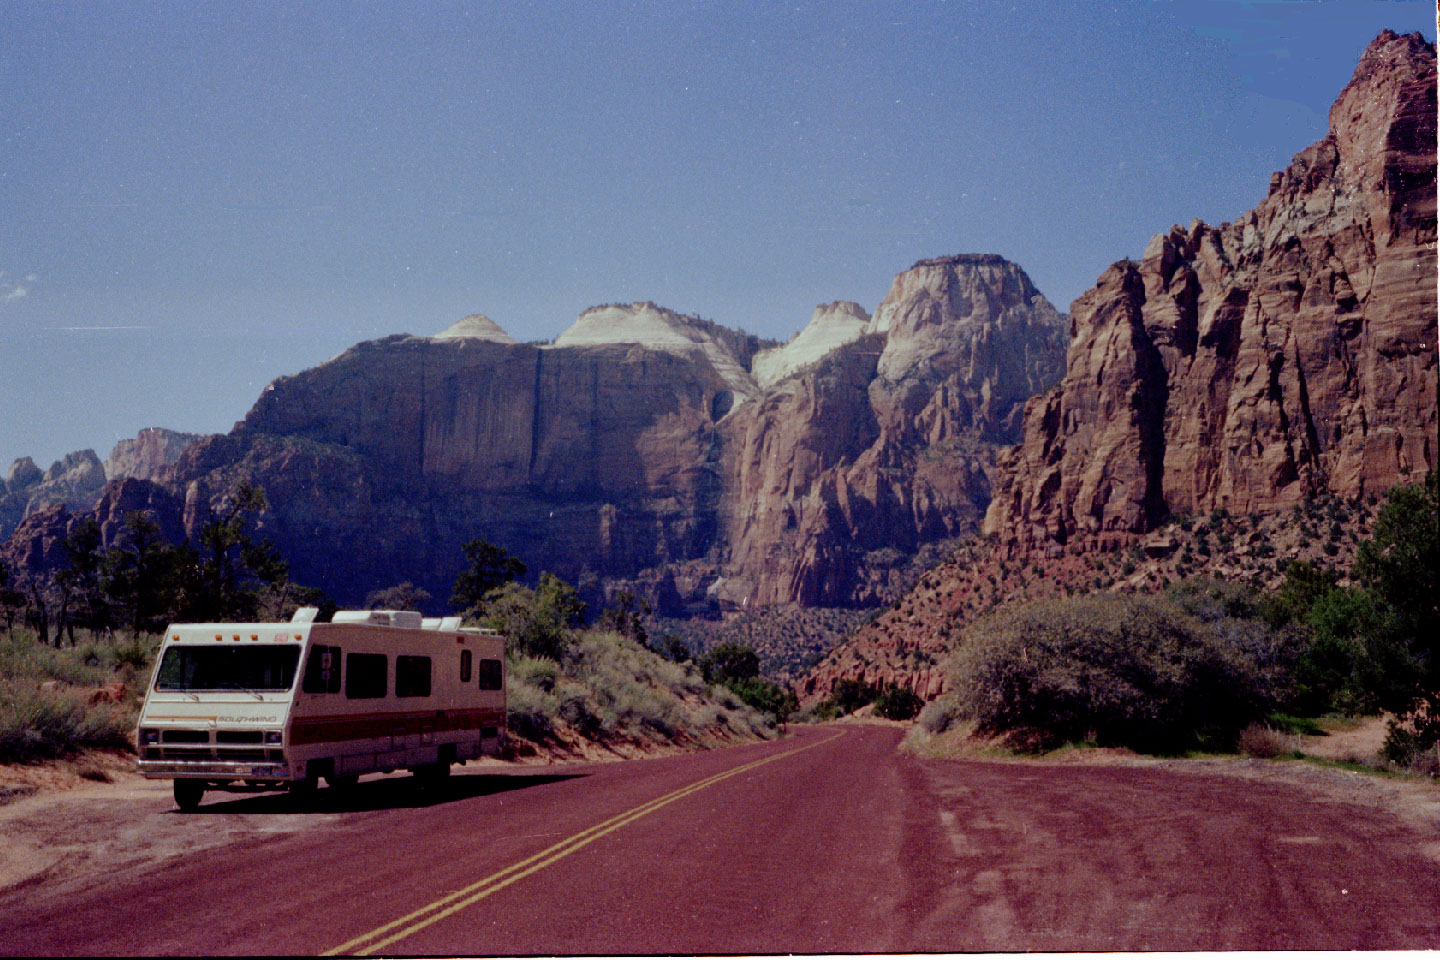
[[720, 676, 798, 723], [0, 631, 114, 687], [831, 678, 879, 715], [917, 695, 962, 735], [509, 654, 559, 693], [948, 594, 1274, 752], [478, 573, 585, 661], [874, 684, 923, 721], [113, 634, 161, 671], [501, 630, 771, 746], [505, 668, 558, 741]]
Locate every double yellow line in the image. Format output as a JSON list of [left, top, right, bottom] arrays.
[[323, 730, 844, 956]]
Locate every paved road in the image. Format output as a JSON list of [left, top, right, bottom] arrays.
[[3, 724, 1438, 954]]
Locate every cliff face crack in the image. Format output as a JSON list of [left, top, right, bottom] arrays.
[[1292, 340, 1325, 490], [528, 349, 544, 486]]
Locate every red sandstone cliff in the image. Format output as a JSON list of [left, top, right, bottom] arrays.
[[719, 255, 1067, 606], [802, 30, 1438, 704], [985, 31, 1437, 553]]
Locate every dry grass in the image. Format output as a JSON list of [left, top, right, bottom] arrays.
[[505, 630, 774, 755], [1237, 723, 1297, 759]]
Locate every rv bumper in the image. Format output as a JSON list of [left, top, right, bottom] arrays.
[[137, 760, 294, 780]]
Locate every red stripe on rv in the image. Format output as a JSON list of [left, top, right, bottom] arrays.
[[289, 708, 505, 745]]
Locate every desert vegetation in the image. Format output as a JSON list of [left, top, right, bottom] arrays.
[[449, 541, 783, 749], [912, 472, 1437, 772], [0, 627, 147, 764]]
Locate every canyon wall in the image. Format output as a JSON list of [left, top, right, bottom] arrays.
[[985, 30, 1437, 554]]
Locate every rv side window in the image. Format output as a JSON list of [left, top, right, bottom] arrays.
[[460, 649, 472, 683], [346, 653, 387, 699], [396, 655, 432, 698], [302, 645, 342, 694], [478, 658, 502, 691]]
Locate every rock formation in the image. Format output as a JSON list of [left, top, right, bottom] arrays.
[[985, 30, 1437, 554], [105, 428, 202, 482], [800, 30, 1438, 704], [4, 257, 1067, 609], [752, 302, 871, 388], [0, 450, 107, 540], [432, 312, 519, 343], [719, 256, 1068, 606]]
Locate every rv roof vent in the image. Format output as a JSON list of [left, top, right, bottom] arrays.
[[332, 610, 424, 629], [421, 616, 464, 632], [291, 606, 320, 624]]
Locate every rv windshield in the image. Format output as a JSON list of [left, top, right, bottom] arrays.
[[155, 645, 301, 692]]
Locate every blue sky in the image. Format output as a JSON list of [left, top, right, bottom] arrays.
[[2, 0, 1434, 467]]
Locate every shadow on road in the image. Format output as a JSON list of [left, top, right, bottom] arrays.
[[179, 772, 586, 815]]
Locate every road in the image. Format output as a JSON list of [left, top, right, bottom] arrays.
[[3, 724, 1438, 954]]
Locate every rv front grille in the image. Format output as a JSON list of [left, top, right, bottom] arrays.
[[216, 748, 267, 762], [161, 730, 210, 744], [216, 730, 264, 744]]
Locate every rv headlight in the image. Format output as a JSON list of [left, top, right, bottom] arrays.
[[264, 730, 283, 745], [140, 729, 159, 744]]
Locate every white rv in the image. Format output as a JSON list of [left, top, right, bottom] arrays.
[[136, 607, 506, 811]]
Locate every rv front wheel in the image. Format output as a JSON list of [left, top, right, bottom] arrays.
[[173, 779, 204, 812], [327, 774, 358, 790]]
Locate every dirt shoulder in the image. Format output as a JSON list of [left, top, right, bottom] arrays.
[[903, 716, 1440, 865]]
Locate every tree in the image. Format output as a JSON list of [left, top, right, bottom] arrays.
[[479, 572, 585, 660], [0, 559, 22, 631], [693, 641, 794, 722], [1257, 561, 1340, 630], [102, 511, 188, 636], [874, 684, 924, 721], [451, 540, 526, 613], [724, 676, 799, 724], [189, 483, 289, 621], [365, 581, 432, 613], [1352, 471, 1439, 751], [699, 642, 760, 685], [598, 590, 650, 643], [651, 634, 693, 664], [256, 579, 335, 624], [58, 517, 108, 643], [830, 678, 879, 715]]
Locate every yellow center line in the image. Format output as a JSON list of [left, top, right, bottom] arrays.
[[322, 729, 846, 957]]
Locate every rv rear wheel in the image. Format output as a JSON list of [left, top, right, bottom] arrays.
[[327, 774, 359, 790], [173, 779, 204, 812]]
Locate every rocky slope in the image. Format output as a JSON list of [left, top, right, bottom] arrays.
[[802, 30, 1438, 703]]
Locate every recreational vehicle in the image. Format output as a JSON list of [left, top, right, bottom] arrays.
[[136, 607, 506, 810]]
